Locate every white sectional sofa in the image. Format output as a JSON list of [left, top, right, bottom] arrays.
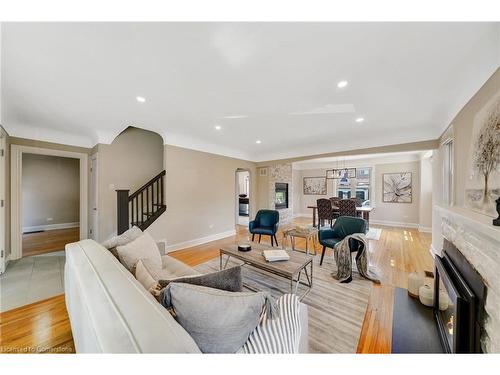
[[65, 239, 308, 353]]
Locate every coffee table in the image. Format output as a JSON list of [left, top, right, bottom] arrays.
[[219, 243, 313, 300]]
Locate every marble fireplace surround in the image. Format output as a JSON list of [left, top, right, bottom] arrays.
[[433, 205, 500, 353]]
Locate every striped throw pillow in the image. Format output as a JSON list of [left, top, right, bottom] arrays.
[[240, 294, 301, 354]]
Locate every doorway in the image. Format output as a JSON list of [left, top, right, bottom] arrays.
[[10, 145, 88, 260], [21, 153, 80, 257], [235, 169, 251, 226]]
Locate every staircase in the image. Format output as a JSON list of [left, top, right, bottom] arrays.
[[116, 170, 166, 235]]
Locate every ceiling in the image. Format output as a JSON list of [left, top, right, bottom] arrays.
[[292, 150, 430, 170], [1, 22, 499, 161]]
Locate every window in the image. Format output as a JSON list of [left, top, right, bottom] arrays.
[[443, 140, 454, 205], [336, 167, 372, 204]]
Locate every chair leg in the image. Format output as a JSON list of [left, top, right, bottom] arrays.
[[274, 235, 279, 247], [270, 235, 274, 247], [320, 245, 327, 266], [252, 234, 255, 241], [258, 235, 261, 243]]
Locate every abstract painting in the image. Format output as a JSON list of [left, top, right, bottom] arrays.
[[303, 177, 327, 195], [383, 172, 412, 203], [465, 94, 500, 217]]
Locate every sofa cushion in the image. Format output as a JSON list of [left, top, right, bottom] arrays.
[[116, 232, 162, 273], [162, 283, 273, 353], [161, 255, 200, 279], [238, 294, 301, 353], [102, 226, 142, 251]]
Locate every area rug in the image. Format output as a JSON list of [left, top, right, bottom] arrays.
[[194, 253, 373, 353], [366, 227, 382, 240]]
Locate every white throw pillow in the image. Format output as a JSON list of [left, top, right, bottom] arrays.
[[116, 232, 162, 273], [101, 226, 143, 249]]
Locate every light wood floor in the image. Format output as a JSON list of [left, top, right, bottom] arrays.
[[22, 228, 80, 257], [0, 219, 433, 354]]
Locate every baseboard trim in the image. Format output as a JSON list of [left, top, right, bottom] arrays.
[[165, 229, 237, 253], [22, 222, 80, 233], [418, 225, 432, 233], [369, 219, 419, 229]]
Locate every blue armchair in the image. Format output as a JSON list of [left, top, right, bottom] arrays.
[[249, 209, 280, 247], [318, 216, 367, 266]]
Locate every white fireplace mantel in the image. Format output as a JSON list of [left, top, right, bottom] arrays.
[[433, 205, 500, 353]]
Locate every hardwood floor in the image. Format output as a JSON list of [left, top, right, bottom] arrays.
[[22, 228, 80, 257], [0, 219, 433, 354], [0, 295, 75, 353]]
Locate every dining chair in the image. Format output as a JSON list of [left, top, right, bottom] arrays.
[[329, 197, 341, 219], [317, 198, 335, 228], [350, 197, 363, 217], [338, 199, 357, 217]]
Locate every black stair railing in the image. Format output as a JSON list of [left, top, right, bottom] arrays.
[[116, 170, 166, 235]]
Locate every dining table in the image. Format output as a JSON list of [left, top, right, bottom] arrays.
[[307, 204, 373, 228]]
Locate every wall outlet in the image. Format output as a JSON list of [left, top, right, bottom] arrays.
[[209, 224, 214, 229], [47, 217, 53, 222]]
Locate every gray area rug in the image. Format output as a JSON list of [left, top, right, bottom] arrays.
[[194, 253, 373, 353]]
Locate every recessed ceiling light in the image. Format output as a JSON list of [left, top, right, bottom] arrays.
[[337, 80, 348, 88], [136, 96, 146, 103], [223, 115, 247, 119], [256, 140, 262, 144], [355, 117, 365, 123], [215, 125, 222, 130]]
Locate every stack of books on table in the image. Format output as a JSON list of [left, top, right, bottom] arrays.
[[262, 250, 290, 262]]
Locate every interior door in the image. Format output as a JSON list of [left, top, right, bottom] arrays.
[[0, 129, 6, 274], [90, 154, 99, 241]]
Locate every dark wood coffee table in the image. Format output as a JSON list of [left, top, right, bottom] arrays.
[[219, 243, 313, 300]]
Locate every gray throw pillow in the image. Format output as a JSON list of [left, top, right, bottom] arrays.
[[162, 283, 274, 353], [158, 266, 242, 292]]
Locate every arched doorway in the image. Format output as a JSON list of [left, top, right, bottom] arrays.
[[235, 168, 251, 227]]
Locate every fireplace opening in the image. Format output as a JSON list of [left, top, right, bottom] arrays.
[[434, 239, 486, 353], [275, 183, 289, 210]]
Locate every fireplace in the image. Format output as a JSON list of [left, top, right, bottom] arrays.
[[434, 239, 486, 353], [275, 183, 289, 210]]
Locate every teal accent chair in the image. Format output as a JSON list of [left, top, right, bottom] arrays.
[[318, 216, 367, 266], [249, 209, 280, 247]]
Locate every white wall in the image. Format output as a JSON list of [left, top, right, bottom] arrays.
[[97, 127, 164, 241], [147, 145, 257, 251], [22, 153, 79, 230], [419, 156, 433, 231]]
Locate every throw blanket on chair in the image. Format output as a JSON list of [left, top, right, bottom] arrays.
[[333, 233, 380, 284]]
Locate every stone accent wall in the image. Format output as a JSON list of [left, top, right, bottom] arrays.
[[436, 206, 500, 353], [268, 163, 293, 224]]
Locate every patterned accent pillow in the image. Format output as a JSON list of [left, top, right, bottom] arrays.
[[239, 294, 301, 353]]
